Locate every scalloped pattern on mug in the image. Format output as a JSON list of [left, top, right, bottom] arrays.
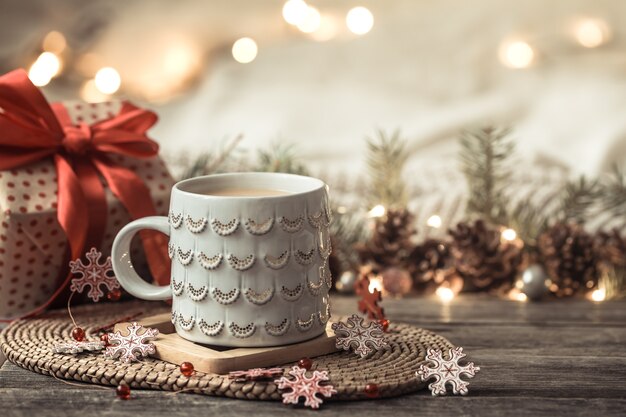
[[177, 247, 194, 265], [178, 313, 195, 331], [265, 318, 290, 336], [279, 215, 304, 233], [319, 260, 333, 289], [318, 303, 331, 325], [306, 272, 324, 296], [212, 287, 240, 304], [228, 322, 256, 338], [244, 217, 274, 235], [197, 252, 223, 270], [280, 283, 303, 301], [198, 319, 224, 337], [167, 243, 175, 259], [318, 228, 332, 259], [169, 211, 183, 229], [294, 248, 315, 266], [295, 313, 316, 332], [211, 218, 239, 236], [227, 254, 255, 271], [264, 250, 289, 270], [171, 311, 177, 324], [244, 287, 274, 305], [185, 215, 208, 233], [187, 283, 209, 301], [171, 278, 184, 296]]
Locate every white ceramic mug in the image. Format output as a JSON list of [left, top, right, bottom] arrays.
[[111, 172, 332, 347]]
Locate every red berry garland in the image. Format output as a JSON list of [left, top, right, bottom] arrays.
[[364, 383, 380, 398], [100, 333, 109, 346], [116, 383, 131, 400], [107, 289, 122, 301], [180, 362, 195, 377], [71, 327, 85, 341], [298, 357, 312, 370], [378, 319, 390, 332]]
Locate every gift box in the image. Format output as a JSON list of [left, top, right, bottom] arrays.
[[0, 70, 173, 321]]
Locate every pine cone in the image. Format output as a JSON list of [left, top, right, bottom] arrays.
[[595, 228, 626, 268], [449, 220, 522, 291], [409, 239, 450, 292], [356, 208, 417, 273], [537, 222, 598, 297]]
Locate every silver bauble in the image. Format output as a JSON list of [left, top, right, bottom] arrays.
[[335, 271, 357, 293], [520, 264, 550, 301]]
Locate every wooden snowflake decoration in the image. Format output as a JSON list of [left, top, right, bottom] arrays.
[[228, 367, 284, 381], [331, 314, 389, 358], [69, 247, 120, 302], [416, 347, 480, 396], [104, 322, 159, 363], [52, 340, 105, 354], [274, 365, 336, 409], [355, 276, 385, 320]]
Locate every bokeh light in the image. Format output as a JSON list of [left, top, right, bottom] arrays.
[[282, 0, 308, 26], [368, 204, 386, 218], [28, 52, 61, 87], [346, 7, 374, 35], [94, 67, 121, 94], [297, 6, 321, 33], [574, 18, 610, 48], [501, 228, 517, 241], [427, 215, 442, 228], [500, 40, 535, 69], [80, 79, 110, 103], [232, 37, 258, 64], [42, 31, 67, 54]]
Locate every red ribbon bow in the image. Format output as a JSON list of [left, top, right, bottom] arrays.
[[0, 69, 169, 317]]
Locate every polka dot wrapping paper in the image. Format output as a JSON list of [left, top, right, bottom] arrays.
[[0, 101, 174, 321]]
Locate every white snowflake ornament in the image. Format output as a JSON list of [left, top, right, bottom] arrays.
[[69, 247, 120, 302], [52, 340, 105, 354], [104, 322, 159, 363], [416, 347, 480, 396], [331, 314, 389, 358], [275, 366, 336, 409]]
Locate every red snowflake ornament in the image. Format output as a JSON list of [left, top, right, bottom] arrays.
[[70, 247, 120, 302], [416, 347, 480, 396], [104, 322, 159, 363], [355, 276, 385, 320], [228, 367, 284, 381], [274, 365, 336, 409], [331, 314, 389, 358]]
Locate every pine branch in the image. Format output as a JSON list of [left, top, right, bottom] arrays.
[[330, 209, 370, 271], [366, 129, 408, 208], [256, 142, 309, 175], [558, 176, 599, 223], [459, 126, 514, 225], [179, 134, 244, 180], [599, 165, 626, 222]]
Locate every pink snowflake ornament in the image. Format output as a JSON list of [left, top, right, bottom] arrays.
[[69, 247, 120, 302], [52, 340, 105, 354], [416, 347, 480, 396], [104, 322, 159, 363], [229, 367, 284, 381], [275, 366, 336, 409], [331, 314, 389, 358]]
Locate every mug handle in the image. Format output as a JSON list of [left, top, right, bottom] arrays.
[[111, 216, 172, 300]]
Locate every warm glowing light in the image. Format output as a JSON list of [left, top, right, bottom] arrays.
[[311, 14, 340, 42], [336, 206, 347, 214], [591, 288, 606, 302], [80, 79, 109, 103], [427, 215, 442, 229], [282, 0, 309, 25], [297, 6, 321, 33], [436, 286, 455, 303], [42, 31, 67, 54], [368, 204, 386, 218], [501, 228, 517, 241], [28, 52, 61, 87], [516, 292, 528, 302], [232, 37, 258, 64], [574, 18, 610, 48], [346, 7, 374, 35], [500, 40, 534, 69], [94, 67, 121, 94], [368, 276, 383, 293]]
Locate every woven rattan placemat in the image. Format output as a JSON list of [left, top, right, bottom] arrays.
[[0, 301, 454, 401]]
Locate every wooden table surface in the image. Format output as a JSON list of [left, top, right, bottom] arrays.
[[1, 295, 625, 417]]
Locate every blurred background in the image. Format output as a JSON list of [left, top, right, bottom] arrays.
[[1, 0, 625, 224]]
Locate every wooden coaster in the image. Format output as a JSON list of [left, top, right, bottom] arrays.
[[114, 313, 339, 374]]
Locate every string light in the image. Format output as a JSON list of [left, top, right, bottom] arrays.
[[368, 204, 386, 218], [42, 31, 67, 54], [297, 6, 321, 33], [94, 67, 121, 94], [80, 79, 109, 103], [436, 286, 455, 303], [282, 0, 309, 26], [232, 37, 258, 64], [574, 18, 610, 48], [499, 40, 535, 69], [590, 288, 606, 302], [501, 228, 517, 241], [427, 215, 442, 228], [311, 14, 339, 42], [28, 52, 61, 87], [368, 276, 383, 293], [346, 7, 374, 35], [336, 206, 348, 214]]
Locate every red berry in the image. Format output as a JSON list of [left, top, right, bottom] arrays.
[[364, 383, 380, 398], [107, 289, 122, 301], [116, 383, 131, 400], [298, 357, 312, 370], [72, 327, 85, 341], [180, 362, 194, 377], [100, 333, 109, 346], [378, 319, 390, 332]]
